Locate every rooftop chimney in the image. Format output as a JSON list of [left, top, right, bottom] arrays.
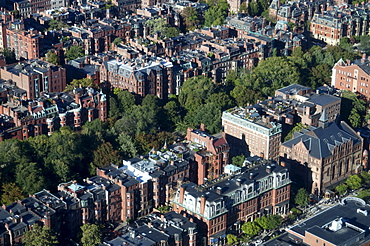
[[266, 166, 271, 174], [249, 172, 254, 179]]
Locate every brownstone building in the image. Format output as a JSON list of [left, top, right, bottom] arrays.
[[185, 126, 230, 185], [280, 118, 363, 194], [173, 160, 291, 245]]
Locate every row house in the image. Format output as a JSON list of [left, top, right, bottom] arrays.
[[0, 86, 107, 141], [99, 55, 174, 99], [222, 106, 283, 161], [185, 126, 230, 185], [269, 0, 331, 25], [280, 118, 363, 194], [0, 59, 66, 100], [331, 55, 370, 100], [105, 212, 197, 246], [120, 143, 197, 215], [173, 160, 291, 245], [225, 15, 267, 37], [310, 7, 370, 45]]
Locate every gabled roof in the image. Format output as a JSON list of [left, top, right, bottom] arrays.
[[283, 121, 361, 159]]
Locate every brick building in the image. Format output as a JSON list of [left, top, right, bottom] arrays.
[[284, 197, 370, 246], [332, 56, 370, 100], [0, 59, 66, 100], [100, 56, 174, 99], [280, 118, 363, 194], [173, 160, 291, 245], [0, 19, 44, 60], [185, 126, 230, 185], [0, 86, 107, 141], [222, 106, 282, 160]]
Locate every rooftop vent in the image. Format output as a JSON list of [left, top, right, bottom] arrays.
[[329, 218, 343, 232], [357, 208, 368, 216]]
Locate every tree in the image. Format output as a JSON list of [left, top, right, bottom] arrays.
[[145, 18, 167, 34], [2, 48, 16, 64], [118, 133, 138, 158], [284, 123, 309, 142], [179, 75, 216, 112], [255, 215, 282, 231], [241, 221, 261, 237], [80, 223, 102, 246], [345, 175, 362, 190], [357, 189, 370, 202], [16, 162, 45, 195], [232, 154, 245, 167], [295, 188, 310, 207], [226, 234, 238, 245], [1, 183, 24, 205], [335, 183, 348, 195], [204, 0, 229, 27], [182, 7, 199, 31], [65, 78, 97, 92], [65, 46, 84, 61], [47, 19, 68, 31], [112, 37, 122, 46], [90, 142, 121, 175], [45, 50, 59, 65], [358, 35, 370, 52], [23, 224, 58, 246], [164, 27, 180, 38]]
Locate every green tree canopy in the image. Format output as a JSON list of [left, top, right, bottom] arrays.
[[90, 142, 121, 175], [45, 50, 59, 65], [345, 175, 362, 190], [1, 183, 24, 205], [2, 48, 16, 64], [112, 37, 123, 46], [295, 188, 310, 207], [232, 154, 245, 167], [47, 19, 69, 31], [65, 46, 84, 61], [182, 6, 199, 31], [255, 215, 282, 230], [65, 78, 97, 92], [226, 234, 238, 245], [23, 224, 58, 246], [179, 75, 216, 112], [335, 183, 348, 195], [204, 0, 229, 27], [241, 221, 261, 237], [80, 223, 102, 246]]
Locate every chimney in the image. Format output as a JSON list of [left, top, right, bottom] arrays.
[[362, 53, 366, 63], [346, 59, 351, 65], [200, 123, 205, 132], [148, 222, 152, 228], [161, 214, 165, 222], [249, 172, 254, 179], [266, 166, 271, 174], [236, 178, 241, 186], [216, 187, 222, 194], [280, 161, 286, 167], [179, 186, 185, 204], [200, 195, 206, 215]]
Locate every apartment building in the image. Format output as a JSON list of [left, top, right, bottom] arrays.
[[99, 56, 174, 99], [222, 106, 282, 160], [0, 59, 66, 100], [172, 160, 291, 245], [331, 55, 370, 100]]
